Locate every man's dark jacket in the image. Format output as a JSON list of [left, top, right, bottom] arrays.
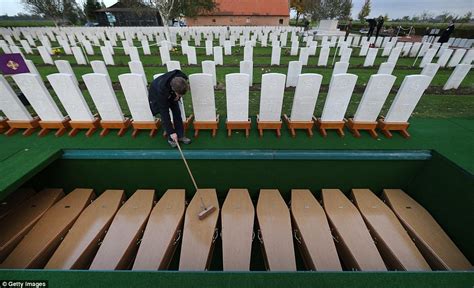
[[148, 69, 188, 135]]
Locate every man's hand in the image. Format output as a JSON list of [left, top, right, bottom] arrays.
[[170, 133, 178, 143]]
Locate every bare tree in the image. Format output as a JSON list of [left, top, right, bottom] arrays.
[[143, 0, 175, 42], [22, 0, 64, 26]]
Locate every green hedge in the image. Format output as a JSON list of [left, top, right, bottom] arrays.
[[0, 20, 56, 27]]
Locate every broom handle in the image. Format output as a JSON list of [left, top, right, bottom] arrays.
[[175, 139, 199, 191]]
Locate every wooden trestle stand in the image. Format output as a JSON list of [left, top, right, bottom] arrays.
[[100, 117, 132, 137], [315, 118, 345, 137], [69, 116, 100, 137], [283, 115, 315, 138], [4, 117, 40, 136], [193, 115, 219, 138], [131, 119, 161, 138], [161, 115, 194, 138], [345, 118, 378, 138], [226, 118, 251, 137], [377, 117, 410, 138], [38, 117, 71, 137], [257, 115, 282, 137], [0, 117, 10, 133]]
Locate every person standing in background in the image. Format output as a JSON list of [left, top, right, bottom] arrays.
[[366, 18, 377, 38], [438, 21, 455, 43], [375, 16, 384, 39], [345, 19, 352, 41]]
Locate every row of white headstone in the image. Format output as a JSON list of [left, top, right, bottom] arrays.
[[7, 37, 471, 72], [46, 57, 471, 92], [0, 70, 446, 133]]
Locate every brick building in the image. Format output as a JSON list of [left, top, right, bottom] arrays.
[[186, 0, 290, 26]]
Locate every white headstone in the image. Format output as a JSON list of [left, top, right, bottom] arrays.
[[461, 49, 474, 64], [12, 73, 64, 121], [419, 48, 437, 68], [299, 47, 310, 65], [443, 64, 472, 90], [47, 73, 94, 121], [291, 41, 299, 56], [259, 73, 286, 121], [224, 40, 232, 55], [409, 42, 422, 57], [213, 46, 223, 65], [353, 74, 396, 122], [401, 42, 413, 57], [271, 45, 281, 65], [377, 62, 395, 75], [340, 47, 352, 63], [71, 46, 87, 65], [286, 61, 303, 87], [119, 73, 155, 121], [205, 40, 213, 55], [333, 61, 349, 75], [363, 48, 378, 67], [121, 40, 130, 55], [244, 45, 253, 61], [90, 60, 110, 80], [38, 46, 53, 65], [437, 49, 454, 67], [166, 60, 181, 72], [318, 46, 330, 66], [359, 43, 369, 56], [202, 60, 217, 87], [24, 60, 40, 75], [0, 75, 33, 121], [189, 73, 217, 121], [187, 46, 197, 65], [420, 63, 440, 78], [382, 44, 393, 57], [240, 60, 253, 86], [418, 42, 431, 57], [82, 40, 94, 55], [128, 60, 147, 84], [159, 45, 171, 65], [447, 49, 467, 67], [141, 39, 151, 55], [289, 74, 322, 121], [321, 74, 358, 121], [226, 73, 250, 122], [385, 75, 431, 122], [100, 46, 115, 65], [19, 40, 33, 54], [54, 60, 78, 86], [387, 47, 402, 64], [83, 73, 125, 122], [125, 46, 139, 62]]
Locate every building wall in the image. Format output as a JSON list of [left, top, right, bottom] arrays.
[[187, 15, 289, 26]]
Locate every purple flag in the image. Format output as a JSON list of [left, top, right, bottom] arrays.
[[0, 53, 29, 75]]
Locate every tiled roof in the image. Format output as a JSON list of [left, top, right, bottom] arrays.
[[206, 0, 289, 16]]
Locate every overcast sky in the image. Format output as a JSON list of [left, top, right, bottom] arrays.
[[1, 0, 473, 19]]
